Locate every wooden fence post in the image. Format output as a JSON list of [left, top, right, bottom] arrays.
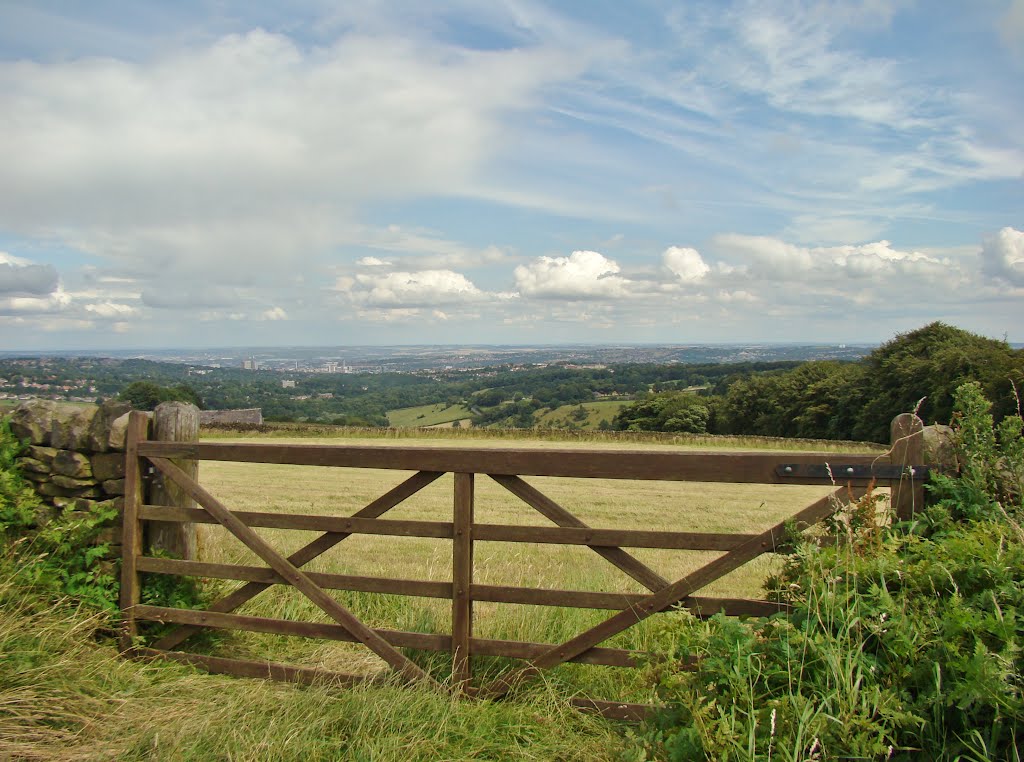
[[890, 413, 925, 521], [452, 472, 475, 689], [119, 411, 150, 653], [148, 402, 199, 560]]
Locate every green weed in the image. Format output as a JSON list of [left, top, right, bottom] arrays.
[[634, 383, 1024, 761]]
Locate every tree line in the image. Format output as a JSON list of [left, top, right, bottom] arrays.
[[613, 323, 1024, 442]]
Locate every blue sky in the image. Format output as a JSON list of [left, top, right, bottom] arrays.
[[0, 0, 1021, 350]]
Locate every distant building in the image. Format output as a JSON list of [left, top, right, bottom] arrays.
[[323, 361, 339, 373], [281, 379, 296, 389], [242, 358, 259, 370]]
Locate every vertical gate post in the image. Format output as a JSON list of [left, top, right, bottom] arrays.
[[452, 472, 475, 689], [148, 402, 199, 560], [119, 411, 150, 653], [890, 413, 925, 521]]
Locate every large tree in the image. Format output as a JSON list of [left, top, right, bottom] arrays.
[[851, 322, 1024, 442]]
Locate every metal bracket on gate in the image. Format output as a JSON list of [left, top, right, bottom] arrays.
[[775, 464, 930, 481]]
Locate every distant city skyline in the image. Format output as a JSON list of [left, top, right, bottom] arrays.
[[1, 1, 1022, 350]]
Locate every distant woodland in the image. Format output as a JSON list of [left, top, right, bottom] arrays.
[[2, 323, 1021, 444]]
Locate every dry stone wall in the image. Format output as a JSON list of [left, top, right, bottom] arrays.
[[8, 399, 147, 555], [199, 408, 263, 425]]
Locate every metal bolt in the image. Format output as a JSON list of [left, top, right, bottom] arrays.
[[846, 467, 855, 475], [784, 466, 793, 474]]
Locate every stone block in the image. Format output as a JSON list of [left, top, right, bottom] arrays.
[[26, 446, 58, 464], [50, 405, 99, 451], [108, 413, 132, 451], [8, 400, 57, 445], [88, 399, 133, 453], [37, 481, 100, 499], [90, 452, 126, 482], [52, 474, 98, 491], [16, 457, 50, 474], [102, 478, 126, 496], [53, 450, 93, 479]]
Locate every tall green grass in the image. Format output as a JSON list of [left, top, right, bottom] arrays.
[[0, 554, 627, 761]]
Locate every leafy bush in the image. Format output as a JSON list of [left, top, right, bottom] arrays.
[[1, 421, 207, 619], [0, 420, 40, 531], [632, 383, 1024, 760]]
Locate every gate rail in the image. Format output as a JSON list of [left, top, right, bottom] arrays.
[[119, 412, 928, 720]]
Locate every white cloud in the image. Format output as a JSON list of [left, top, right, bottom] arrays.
[[338, 269, 486, 308], [515, 250, 632, 299], [716, 289, 757, 304], [981, 227, 1024, 286], [356, 257, 391, 267], [667, 2, 916, 128], [662, 246, 710, 283], [84, 301, 137, 319], [261, 306, 288, 321], [0, 28, 581, 294], [713, 234, 815, 276], [349, 225, 511, 270], [0, 288, 71, 316], [0, 252, 31, 266], [711, 233, 953, 283]]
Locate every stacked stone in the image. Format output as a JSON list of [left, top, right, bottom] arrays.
[[9, 399, 145, 557]]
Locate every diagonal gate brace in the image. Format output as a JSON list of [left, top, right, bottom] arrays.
[[146, 456, 439, 686], [490, 474, 669, 591], [152, 470, 443, 651], [481, 485, 864, 699]]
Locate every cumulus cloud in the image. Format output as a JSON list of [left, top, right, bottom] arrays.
[[662, 246, 710, 282], [0, 288, 71, 316], [712, 233, 953, 282], [981, 227, 1024, 286], [357, 257, 391, 267], [337, 269, 487, 308], [515, 250, 632, 299], [0, 252, 59, 296], [261, 306, 288, 321]]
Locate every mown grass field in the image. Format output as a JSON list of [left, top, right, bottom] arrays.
[[386, 403, 472, 428]]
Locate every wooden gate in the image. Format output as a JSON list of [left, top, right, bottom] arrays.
[[119, 412, 929, 720]]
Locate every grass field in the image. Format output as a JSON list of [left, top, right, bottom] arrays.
[[534, 400, 628, 429], [386, 403, 472, 428], [184, 432, 872, 705]]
